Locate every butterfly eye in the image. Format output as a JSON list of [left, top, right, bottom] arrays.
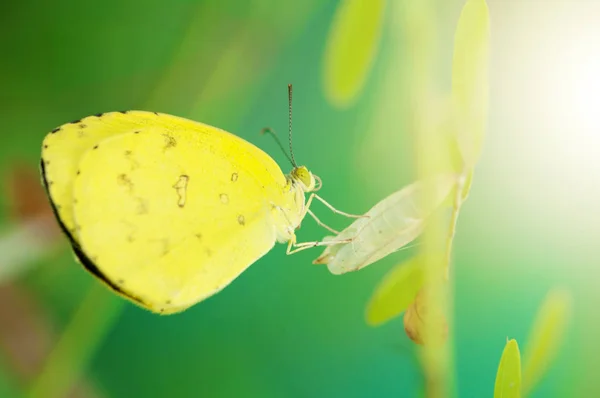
[[292, 166, 316, 191]]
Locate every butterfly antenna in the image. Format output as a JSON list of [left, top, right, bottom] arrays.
[[260, 128, 294, 166], [288, 84, 298, 168]]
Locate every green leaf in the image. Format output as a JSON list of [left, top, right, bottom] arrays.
[[451, 0, 490, 168], [494, 339, 522, 398], [522, 289, 572, 396], [365, 255, 425, 326], [322, 0, 387, 108]]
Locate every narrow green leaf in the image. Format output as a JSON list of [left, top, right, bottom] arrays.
[[494, 339, 522, 398], [451, 0, 490, 168], [522, 289, 572, 396], [322, 0, 386, 108], [365, 255, 425, 326]]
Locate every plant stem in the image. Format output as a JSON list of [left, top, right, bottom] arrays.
[[444, 169, 468, 279], [25, 284, 123, 398]]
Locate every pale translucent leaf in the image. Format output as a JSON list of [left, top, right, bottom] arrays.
[[451, 0, 490, 167], [313, 174, 457, 275], [322, 0, 386, 108], [365, 255, 425, 326], [494, 339, 522, 398], [522, 289, 572, 396]]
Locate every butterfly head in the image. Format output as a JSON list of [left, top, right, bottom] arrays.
[[290, 166, 321, 193]]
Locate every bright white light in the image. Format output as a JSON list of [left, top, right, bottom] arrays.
[[514, 20, 600, 182], [557, 40, 600, 134], [482, 5, 600, 254]]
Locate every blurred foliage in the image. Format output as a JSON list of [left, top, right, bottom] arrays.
[[366, 255, 425, 327], [491, 289, 571, 398], [451, 0, 490, 169], [494, 339, 522, 398], [322, 0, 386, 108], [522, 289, 572, 396]]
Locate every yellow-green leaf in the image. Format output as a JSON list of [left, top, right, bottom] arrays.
[[522, 289, 572, 396], [365, 255, 425, 326], [494, 339, 522, 398], [322, 0, 386, 108], [451, 0, 490, 168]]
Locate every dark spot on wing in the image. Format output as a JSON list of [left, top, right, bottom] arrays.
[[136, 197, 149, 215], [71, 118, 82, 124], [119, 110, 128, 114], [134, 131, 140, 134], [118, 173, 134, 192], [95, 112, 104, 117], [51, 127, 60, 134], [43, 144, 48, 149], [195, 233, 202, 240], [124, 150, 140, 171], [79, 123, 87, 128], [154, 112, 159, 116], [173, 175, 189, 207], [162, 134, 177, 150], [93, 144, 99, 150], [76, 170, 81, 175], [231, 172, 238, 182], [237, 215, 245, 226]]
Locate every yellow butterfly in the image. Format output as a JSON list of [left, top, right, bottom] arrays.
[[40, 85, 357, 314]]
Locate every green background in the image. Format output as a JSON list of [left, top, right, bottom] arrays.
[[1, 0, 598, 397]]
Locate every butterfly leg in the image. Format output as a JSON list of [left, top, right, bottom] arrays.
[[286, 235, 354, 255], [309, 193, 367, 219], [297, 194, 341, 234], [306, 209, 340, 234]]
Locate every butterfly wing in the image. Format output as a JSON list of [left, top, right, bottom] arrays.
[[42, 111, 165, 236], [42, 111, 288, 313]]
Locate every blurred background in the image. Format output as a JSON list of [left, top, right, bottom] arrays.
[[0, 0, 598, 397]]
